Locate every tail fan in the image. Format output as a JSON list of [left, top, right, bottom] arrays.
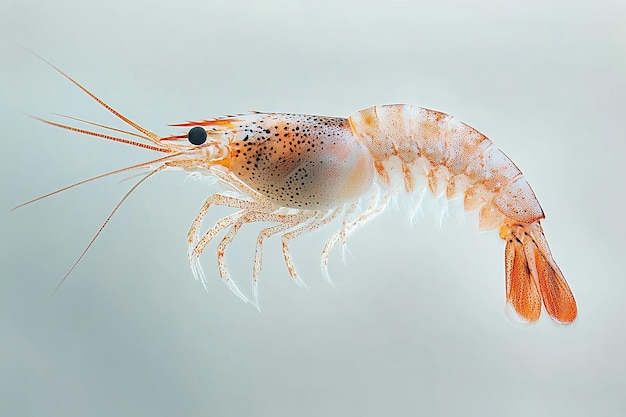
[[503, 223, 577, 324]]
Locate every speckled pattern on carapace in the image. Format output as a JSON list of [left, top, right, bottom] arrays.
[[224, 113, 374, 210]]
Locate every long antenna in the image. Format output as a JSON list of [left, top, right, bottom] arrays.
[[52, 165, 166, 293], [11, 152, 182, 211], [26, 50, 163, 144]]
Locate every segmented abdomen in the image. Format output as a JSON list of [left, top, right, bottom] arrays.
[[348, 104, 544, 226]]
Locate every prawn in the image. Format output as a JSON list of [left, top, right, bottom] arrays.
[[14, 57, 577, 324]]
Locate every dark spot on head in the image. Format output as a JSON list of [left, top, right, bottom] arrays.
[[188, 127, 207, 145]]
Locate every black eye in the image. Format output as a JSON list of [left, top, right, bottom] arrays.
[[188, 126, 207, 145]]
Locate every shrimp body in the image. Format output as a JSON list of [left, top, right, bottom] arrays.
[[19, 59, 576, 324], [348, 105, 576, 323]]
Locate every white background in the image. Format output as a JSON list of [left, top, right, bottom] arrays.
[[1, 1, 624, 416]]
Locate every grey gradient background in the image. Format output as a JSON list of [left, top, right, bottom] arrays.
[[1, 1, 625, 416]]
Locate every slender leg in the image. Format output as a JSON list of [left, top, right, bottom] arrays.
[[187, 194, 274, 251], [321, 191, 389, 280], [251, 222, 299, 306], [187, 195, 274, 291], [341, 202, 359, 252], [321, 203, 358, 281], [282, 208, 342, 282], [189, 212, 243, 291], [216, 215, 250, 303], [345, 191, 390, 237], [254, 222, 301, 284], [252, 211, 317, 282], [201, 208, 319, 306]]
